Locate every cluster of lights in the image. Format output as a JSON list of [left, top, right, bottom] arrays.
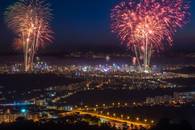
[[34, 61, 50, 71], [80, 64, 139, 73]]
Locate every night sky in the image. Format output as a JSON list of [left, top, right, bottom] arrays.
[[0, 0, 195, 54]]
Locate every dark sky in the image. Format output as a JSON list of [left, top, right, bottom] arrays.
[[0, 0, 195, 54]]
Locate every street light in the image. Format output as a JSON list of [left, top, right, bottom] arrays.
[[113, 113, 116, 117], [107, 112, 110, 116]]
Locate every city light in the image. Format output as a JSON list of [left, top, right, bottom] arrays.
[[20, 108, 27, 113]]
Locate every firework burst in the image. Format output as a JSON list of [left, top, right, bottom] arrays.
[[5, 0, 53, 72], [111, 0, 190, 72]]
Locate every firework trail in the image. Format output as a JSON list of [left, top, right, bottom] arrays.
[[111, 0, 190, 72], [5, 0, 53, 72]]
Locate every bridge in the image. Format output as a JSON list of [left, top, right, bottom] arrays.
[[73, 110, 151, 128]]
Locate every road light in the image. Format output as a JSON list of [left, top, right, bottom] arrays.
[[127, 116, 130, 120], [107, 112, 110, 116], [113, 113, 116, 117], [136, 117, 140, 121], [144, 119, 148, 122], [151, 120, 154, 124]]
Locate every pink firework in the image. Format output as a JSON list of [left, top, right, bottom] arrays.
[[111, 0, 190, 72]]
